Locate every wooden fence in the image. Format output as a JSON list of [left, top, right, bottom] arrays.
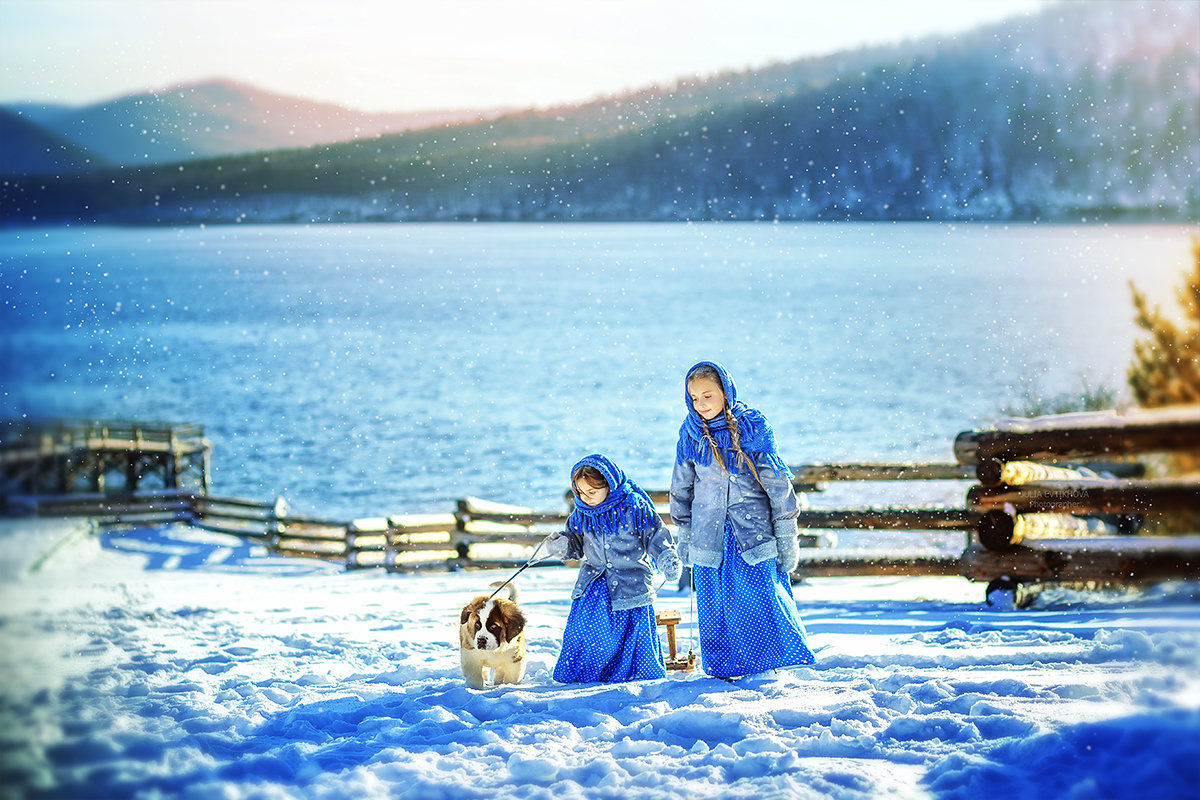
[[954, 404, 1200, 595], [10, 467, 985, 574], [0, 461, 1040, 577], [6, 406, 1200, 597]]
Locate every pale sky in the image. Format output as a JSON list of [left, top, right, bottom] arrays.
[[0, 0, 1049, 113]]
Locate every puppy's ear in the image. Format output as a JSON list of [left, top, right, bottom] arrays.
[[460, 607, 471, 625], [504, 605, 526, 638]]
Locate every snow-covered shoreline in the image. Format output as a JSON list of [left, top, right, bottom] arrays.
[[2, 518, 1198, 799]]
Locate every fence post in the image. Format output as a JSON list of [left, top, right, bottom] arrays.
[[345, 520, 360, 569], [268, 496, 289, 550], [454, 499, 471, 562], [166, 427, 178, 490]]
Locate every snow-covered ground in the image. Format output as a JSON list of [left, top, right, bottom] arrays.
[[2, 518, 1199, 800]]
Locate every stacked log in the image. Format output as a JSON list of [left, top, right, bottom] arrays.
[[955, 405, 1200, 588]]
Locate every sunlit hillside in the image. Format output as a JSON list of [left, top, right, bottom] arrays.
[[2, 0, 1195, 225]]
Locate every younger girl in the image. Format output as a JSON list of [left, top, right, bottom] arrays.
[[545, 454, 681, 683], [670, 361, 815, 678]]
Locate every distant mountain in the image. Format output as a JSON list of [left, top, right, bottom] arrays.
[[2, 79, 512, 168], [2, 0, 1196, 224], [0, 109, 107, 175]]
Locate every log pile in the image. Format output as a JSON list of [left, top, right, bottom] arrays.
[[954, 404, 1200, 588]]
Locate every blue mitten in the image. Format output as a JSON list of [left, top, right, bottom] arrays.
[[658, 549, 682, 583], [774, 518, 800, 574]]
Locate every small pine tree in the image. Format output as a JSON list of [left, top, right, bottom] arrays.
[[1128, 236, 1200, 407], [1128, 236, 1200, 534]]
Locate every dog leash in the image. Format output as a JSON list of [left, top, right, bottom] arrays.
[[487, 537, 551, 600], [687, 567, 698, 658]]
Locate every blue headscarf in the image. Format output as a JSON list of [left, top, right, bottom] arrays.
[[676, 360, 793, 479], [567, 453, 657, 536]]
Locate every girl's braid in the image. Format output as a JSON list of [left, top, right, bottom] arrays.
[[699, 417, 726, 472], [724, 406, 763, 486]]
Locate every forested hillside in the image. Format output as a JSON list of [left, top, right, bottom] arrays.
[[3, 0, 1195, 225]]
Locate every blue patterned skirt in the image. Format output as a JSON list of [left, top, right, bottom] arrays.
[[553, 576, 667, 683], [692, 523, 816, 678]]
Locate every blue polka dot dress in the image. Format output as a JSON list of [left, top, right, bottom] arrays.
[[692, 522, 815, 678], [553, 576, 667, 683]]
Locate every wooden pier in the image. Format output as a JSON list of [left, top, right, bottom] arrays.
[[0, 420, 210, 510]]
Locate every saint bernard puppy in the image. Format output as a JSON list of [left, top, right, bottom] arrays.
[[459, 583, 527, 689]]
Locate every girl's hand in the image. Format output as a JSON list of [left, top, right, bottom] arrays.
[[658, 549, 682, 583], [675, 527, 690, 566], [542, 531, 571, 559], [776, 534, 799, 574]]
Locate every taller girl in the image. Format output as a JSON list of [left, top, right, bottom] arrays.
[[670, 361, 815, 678]]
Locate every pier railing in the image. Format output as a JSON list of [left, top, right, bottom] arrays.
[[0, 419, 208, 457], [1, 419, 210, 497]]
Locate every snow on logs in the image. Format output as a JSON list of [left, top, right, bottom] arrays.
[[970, 478, 1200, 517], [955, 404, 1200, 485]]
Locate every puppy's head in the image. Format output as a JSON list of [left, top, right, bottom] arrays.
[[460, 595, 526, 651]]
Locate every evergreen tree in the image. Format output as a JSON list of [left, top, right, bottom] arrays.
[[1129, 236, 1200, 407], [1128, 237, 1200, 527]]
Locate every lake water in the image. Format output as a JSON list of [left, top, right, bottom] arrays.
[[0, 222, 1194, 522]]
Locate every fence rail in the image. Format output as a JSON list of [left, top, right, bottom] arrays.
[[954, 405, 1200, 483], [960, 536, 1200, 585]]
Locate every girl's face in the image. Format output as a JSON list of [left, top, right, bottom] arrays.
[[575, 478, 609, 507], [688, 376, 726, 421]]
